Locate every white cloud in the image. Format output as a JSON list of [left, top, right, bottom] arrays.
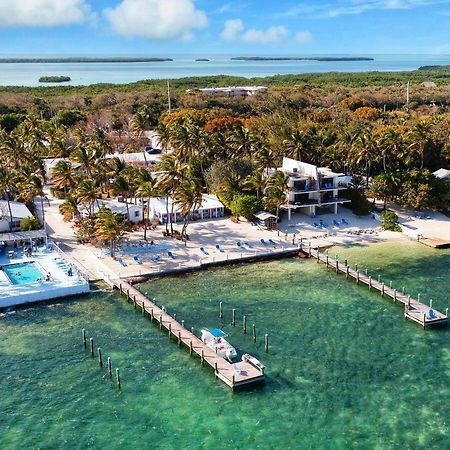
[[104, 0, 207, 40], [242, 26, 289, 45], [0, 0, 90, 27], [221, 19, 244, 41], [295, 31, 313, 44], [281, 0, 448, 18]]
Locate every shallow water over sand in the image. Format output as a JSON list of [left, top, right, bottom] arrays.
[[1, 239, 449, 449]]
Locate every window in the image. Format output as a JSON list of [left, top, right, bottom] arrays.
[[134, 211, 140, 218]]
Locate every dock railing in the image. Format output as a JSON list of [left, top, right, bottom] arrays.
[[48, 241, 90, 284]]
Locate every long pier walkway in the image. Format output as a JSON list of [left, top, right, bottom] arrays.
[[308, 247, 448, 327], [111, 280, 265, 389]]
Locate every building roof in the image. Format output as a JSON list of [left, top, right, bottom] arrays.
[[421, 81, 437, 88], [150, 194, 224, 214], [254, 211, 277, 220], [433, 168, 450, 179], [105, 152, 150, 164], [79, 200, 141, 216], [0, 229, 46, 243], [0, 201, 33, 220]]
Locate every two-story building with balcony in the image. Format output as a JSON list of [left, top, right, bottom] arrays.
[[279, 157, 350, 218]]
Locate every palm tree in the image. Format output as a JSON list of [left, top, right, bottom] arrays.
[[173, 178, 202, 242], [0, 166, 14, 231], [51, 160, 76, 194], [264, 170, 289, 222], [157, 154, 182, 235], [137, 178, 158, 240], [95, 206, 123, 257], [59, 196, 79, 221], [227, 123, 255, 159], [76, 178, 98, 217], [284, 130, 306, 161]]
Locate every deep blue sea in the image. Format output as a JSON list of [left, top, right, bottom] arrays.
[[1, 54, 450, 86]]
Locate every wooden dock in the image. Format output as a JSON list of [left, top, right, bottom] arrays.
[[310, 248, 448, 328], [419, 236, 450, 249], [111, 280, 265, 389]]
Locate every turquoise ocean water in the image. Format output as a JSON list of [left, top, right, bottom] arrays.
[[2, 54, 450, 86], [1, 239, 450, 449]]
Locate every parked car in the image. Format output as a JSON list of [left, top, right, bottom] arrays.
[[144, 146, 162, 154]]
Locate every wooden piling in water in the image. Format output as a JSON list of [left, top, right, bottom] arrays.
[[252, 324, 256, 342], [178, 331, 181, 346], [232, 308, 236, 326], [116, 368, 121, 389], [89, 338, 94, 357], [190, 340, 193, 355], [346, 266, 349, 279], [381, 283, 385, 297], [219, 301, 223, 319], [369, 276, 372, 290], [446, 308, 448, 317], [430, 299, 433, 309], [107, 357, 112, 378], [98, 348, 103, 367], [264, 334, 269, 353], [201, 349, 204, 366], [82, 328, 86, 348], [243, 315, 247, 334]]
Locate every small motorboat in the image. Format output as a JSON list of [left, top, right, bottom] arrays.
[[201, 328, 237, 362], [242, 353, 265, 373]]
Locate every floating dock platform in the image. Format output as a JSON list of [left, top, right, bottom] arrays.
[[111, 280, 265, 389]]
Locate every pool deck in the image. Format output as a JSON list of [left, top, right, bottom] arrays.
[[0, 245, 90, 309]]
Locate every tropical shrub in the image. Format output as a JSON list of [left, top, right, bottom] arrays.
[[381, 210, 402, 232], [230, 194, 261, 220], [19, 216, 41, 231]]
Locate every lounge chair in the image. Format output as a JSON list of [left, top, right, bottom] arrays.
[[243, 242, 252, 249], [236, 241, 242, 247], [341, 218, 349, 225], [268, 239, 277, 246], [133, 256, 142, 265], [333, 219, 340, 227], [118, 258, 127, 267], [322, 220, 329, 228], [167, 251, 176, 259], [260, 239, 267, 245], [200, 247, 209, 255], [313, 222, 320, 228], [215, 244, 223, 252], [152, 255, 161, 262]]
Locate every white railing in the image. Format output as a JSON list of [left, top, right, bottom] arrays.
[[47, 241, 90, 284]]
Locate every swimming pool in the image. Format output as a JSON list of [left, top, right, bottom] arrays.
[[2, 262, 45, 285]]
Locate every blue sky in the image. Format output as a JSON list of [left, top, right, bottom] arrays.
[[1, 0, 450, 55]]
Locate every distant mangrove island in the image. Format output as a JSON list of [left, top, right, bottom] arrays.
[[39, 76, 71, 83], [231, 56, 374, 62], [195, 59, 210, 62], [0, 57, 173, 64]]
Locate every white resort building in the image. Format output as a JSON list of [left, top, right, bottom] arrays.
[[0, 201, 34, 232], [278, 157, 350, 218], [187, 86, 268, 97], [150, 194, 225, 224], [79, 200, 144, 224]]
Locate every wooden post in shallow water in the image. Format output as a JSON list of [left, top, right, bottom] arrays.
[[232, 309, 236, 326], [252, 324, 256, 343], [82, 329, 86, 348], [264, 334, 269, 353], [381, 283, 385, 297], [243, 315, 247, 334], [201, 349, 204, 366], [133, 296, 136, 309], [98, 348, 103, 368], [116, 368, 121, 389], [369, 276, 372, 291], [191, 327, 194, 335], [446, 308, 448, 317], [346, 266, 349, 279], [190, 340, 193, 355], [336, 259, 339, 274], [430, 299, 433, 309], [356, 272, 360, 285], [181, 320, 185, 329], [89, 338, 94, 357], [393, 289, 397, 303], [219, 301, 223, 319]]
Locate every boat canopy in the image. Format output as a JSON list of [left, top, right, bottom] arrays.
[[209, 328, 226, 337]]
